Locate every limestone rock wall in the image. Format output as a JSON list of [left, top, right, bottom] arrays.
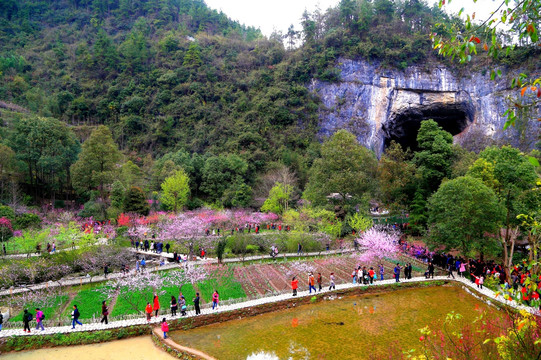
[[309, 59, 539, 155]]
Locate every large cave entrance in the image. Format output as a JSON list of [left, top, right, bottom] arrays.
[[382, 102, 474, 152]]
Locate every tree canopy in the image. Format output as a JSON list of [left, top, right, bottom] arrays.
[[428, 176, 505, 256], [304, 129, 377, 208], [161, 169, 190, 212], [70, 125, 122, 197]]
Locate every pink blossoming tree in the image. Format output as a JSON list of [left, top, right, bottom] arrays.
[[159, 215, 215, 260], [0, 217, 13, 251], [355, 226, 400, 263]]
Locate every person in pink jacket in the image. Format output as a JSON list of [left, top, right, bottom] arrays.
[[212, 290, 219, 310], [161, 318, 169, 339], [459, 262, 466, 277]]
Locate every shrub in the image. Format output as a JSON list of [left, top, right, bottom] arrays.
[[78, 199, 107, 221], [116, 226, 128, 236], [123, 187, 150, 215], [0, 205, 15, 220], [245, 244, 259, 254], [13, 213, 41, 230]]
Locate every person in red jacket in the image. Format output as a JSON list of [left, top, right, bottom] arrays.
[[291, 277, 299, 296], [153, 294, 160, 317], [308, 273, 316, 293], [145, 302, 153, 322]]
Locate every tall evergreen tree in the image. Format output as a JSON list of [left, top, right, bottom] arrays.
[[71, 125, 122, 198]]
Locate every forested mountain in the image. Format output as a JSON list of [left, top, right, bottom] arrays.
[[0, 0, 537, 209]]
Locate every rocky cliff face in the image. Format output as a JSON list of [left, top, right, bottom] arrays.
[[309, 59, 539, 155]]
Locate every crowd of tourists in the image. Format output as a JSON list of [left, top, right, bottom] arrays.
[[12, 288, 221, 334], [289, 262, 417, 297], [398, 236, 540, 304], [131, 236, 171, 254], [291, 272, 336, 296], [203, 223, 292, 236]]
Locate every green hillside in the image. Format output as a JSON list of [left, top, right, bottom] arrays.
[[0, 0, 538, 209]]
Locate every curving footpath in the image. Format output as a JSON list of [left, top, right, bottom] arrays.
[[0, 275, 534, 339], [0, 248, 353, 297]]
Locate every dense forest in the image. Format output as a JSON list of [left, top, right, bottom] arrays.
[[0, 0, 539, 217]]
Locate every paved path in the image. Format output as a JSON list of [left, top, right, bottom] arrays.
[[133, 248, 354, 262], [0, 275, 532, 338], [0, 249, 354, 297], [0, 261, 178, 297]]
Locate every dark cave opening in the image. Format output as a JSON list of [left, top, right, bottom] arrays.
[[382, 103, 474, 152]]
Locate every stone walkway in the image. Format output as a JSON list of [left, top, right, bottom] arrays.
[[133, 247, 353, 262], [0, 275, 532, 338], [0, 249, 353, 297], [0, 262, 179, 297]]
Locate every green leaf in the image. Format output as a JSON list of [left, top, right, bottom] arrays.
[[497, 69, 502, 77], [528, 156, 540, 167]]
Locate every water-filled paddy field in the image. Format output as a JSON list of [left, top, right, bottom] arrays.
[[171, 285, 494, 359]]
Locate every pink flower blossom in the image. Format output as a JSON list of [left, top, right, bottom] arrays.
[[356, 226, 400, 263]]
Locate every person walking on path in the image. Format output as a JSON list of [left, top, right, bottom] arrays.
[[352, 268, 357, 284], [379, 264, 384, 281], [317, 273, 323, 291], [71, 305, 82, 329], [368, 268, 375, 284], [35, 308, 44, 331], [141, 258, 146, 272], [101, 301, 109, 324], [308, 273, 317, 294], [428, 262, 435, 278], [23, 309, 32, 333], [165, 243, 170, 254], [447, 263, 455, 279], [406, 263, 412, 279], [297, 243, 302, 255], [145, 302, 153, 322], [394, 263, 401, 283], [291, 277, 298, 296], [329, 273, 336, 290], [153, 294, 160, 317], [161, 318, 169, 339], [212, 290, 219, 310], [179, 296, 187, 316], [459, 262, 466, 277], [193, 293, 201, 315], [104, 265, 109, 279], [170, 296, 178, 317], [0, 311, 3, 331]]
